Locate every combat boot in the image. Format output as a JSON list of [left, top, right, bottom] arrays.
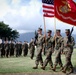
[[31, 57, 33, 59], [60, 67, 64, 71], [41, 66, 45, 70], [33, 65, 38, 69], [62, 69, 66, 73], [52, 65, 56, 71], [50, 65, 53, 69], [60, 65, 64, 71], [40, 62, 43, 67], [67, 68, 73, 74]]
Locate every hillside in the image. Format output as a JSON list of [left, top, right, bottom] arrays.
[[17, 32, 76, 43], [17, 32, 35, 42]]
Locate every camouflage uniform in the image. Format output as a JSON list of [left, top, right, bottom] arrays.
[[10, 41, 15, 56], [33, 28, 44, 69], [1, 43, 5, 57], [22, 42, 28, 57], [52, 30, 63, 71], [29, 39, 35, 59], [43, 43, 46, 55], [19, 42, 22, 56], [62, 29, 75, 74], [41, 30, 54, 70], [0, 43, 2, 56], [5, 41, 10, 58], [15, 42, 19, 57]]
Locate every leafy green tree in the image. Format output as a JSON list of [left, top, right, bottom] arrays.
[[0, 21, 19, 41]]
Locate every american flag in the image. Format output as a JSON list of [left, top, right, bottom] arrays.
[[42, 0, 54, 17]]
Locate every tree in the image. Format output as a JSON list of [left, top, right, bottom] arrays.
[[0, 21, 19, 41], [11, 30, 19, 40]]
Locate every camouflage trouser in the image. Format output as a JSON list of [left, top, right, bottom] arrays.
[[10, 49, 14, 56], [1, 49, 5, 57], [24, 49, 28, 56], [63, 51, 73, 70], [54, 50, 63, 67], [43, 48, 53, 67], [19, 49, 22, 56], [30, 49, 35, 59], [5, 49, 9, 57], [16, 49, 19, 57], [35, 47, 43, 66]]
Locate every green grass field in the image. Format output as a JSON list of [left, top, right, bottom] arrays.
[[0, 49, 76, 73]]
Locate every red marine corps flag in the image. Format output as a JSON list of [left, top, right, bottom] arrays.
[[55, 0, 76, 26]]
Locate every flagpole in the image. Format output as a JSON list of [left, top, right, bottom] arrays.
[[54, 17, 56, 34], [43, 16, 47, 47], [43, 16, 46, 37], [43, 16, 48, 50], [54, 16, 56, 47]]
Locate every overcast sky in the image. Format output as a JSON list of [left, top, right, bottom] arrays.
[[0, 0, 76, 34]]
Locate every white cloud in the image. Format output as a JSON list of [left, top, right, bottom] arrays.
[[0, 0, 11, 17], [20, 0, 42, 19], [1, 0, 43, 31], [11, 0, 21, 5], [17, 30, 34, 34]]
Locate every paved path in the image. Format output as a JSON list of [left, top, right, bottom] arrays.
[[0, 68, 76, 75], [0, 72, 76, 75]]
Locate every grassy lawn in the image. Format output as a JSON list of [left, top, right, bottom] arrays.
[[0, 49, 76, 73]]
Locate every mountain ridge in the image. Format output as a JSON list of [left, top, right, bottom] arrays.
[[17, 32, 76, 43]]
